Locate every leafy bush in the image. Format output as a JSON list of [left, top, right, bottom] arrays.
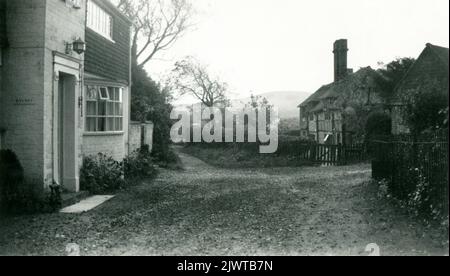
[[374, 141, 448, 224], [374, 57, 416, 99], [0, 149, 60, 214], [124, 146, 157, 180], [1, 149, 24, 212], [80, 153, 125, 194], [400, 79, 449, 134], [131, 66, 174, 164], [2, 180, 51, 214], [0, 149, 25, 198], [81, 149, 160, 194], [365, 112, 392, 138]]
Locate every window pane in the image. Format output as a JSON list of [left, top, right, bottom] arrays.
[[87, 0, 113, 40], [98, 101, 106, 116], [107, 118, 114, 131], [107, 102, 114, 115], [110, 88, 115, 101], [115, 118, 123, 131], [86, 87, 98, 100], [118, 88, 123, 102], [108, 16, 112, 38], [99, 87, 109, 99], [98, 118, 106, 132], [108, 87, 115, 101], [101, 11, 105, 34], [96, 5, 101, 31], [114, 103, 121, 116], [86, 118, 97, 132], [86, 101, 97, 116]]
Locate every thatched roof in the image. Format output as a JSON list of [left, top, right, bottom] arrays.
[[299, 67, 379, 112]]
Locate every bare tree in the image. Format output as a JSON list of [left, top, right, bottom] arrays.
[[246, 94, 273, 110], [171, 57, 229, 107], [117, 0, 194, 67]]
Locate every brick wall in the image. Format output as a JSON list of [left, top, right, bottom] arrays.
[[45, 0, 86, 53], [43, 0, 85, 187], [82, 134, 126, 161], [129, 122, 141, 153], [1, 0, 47, 183], [143, 122, 154, 151], [129, 121, 154, 153], [1, 0, 85, 188]]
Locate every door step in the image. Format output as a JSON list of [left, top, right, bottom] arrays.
[[60, 195, 115, 214], [61, 191, 90, 208]]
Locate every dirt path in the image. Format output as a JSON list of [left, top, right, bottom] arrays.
[[0, 150, 447, 256]]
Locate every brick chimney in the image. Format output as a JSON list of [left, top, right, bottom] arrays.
[[333, 39, 348, 82]]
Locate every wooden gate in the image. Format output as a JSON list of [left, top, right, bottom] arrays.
[[299, 143, 366, 166]]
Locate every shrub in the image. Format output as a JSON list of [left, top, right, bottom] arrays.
[[80, 149, 159, 194], [365, 112, 392, 138], [0, 149, 24, 197], [80, 153, 125, 194], [372, 134, 448, 222], [0, 149, 60, 214], [2, 180, 49, 214], [1, 149, 24, 212], [124, 147, 157, 180], [401, 79, 449, 134]]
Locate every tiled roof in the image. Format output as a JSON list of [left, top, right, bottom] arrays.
[[392, 43, 449, 104], [426, 43, 449, 69]]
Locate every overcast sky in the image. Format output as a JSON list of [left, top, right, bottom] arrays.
[[141, 0, 449, 104]]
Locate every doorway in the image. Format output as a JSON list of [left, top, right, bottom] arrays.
[[54, 72, 79, 192]]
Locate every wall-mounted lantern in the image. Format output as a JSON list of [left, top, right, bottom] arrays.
[[65, 0, 82, 9], [66, 38, 86, 55]]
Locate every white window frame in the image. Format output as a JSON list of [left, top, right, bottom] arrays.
[[86, 0, 114, 42], [99, 87, 110, 100], [85, 86, 124, 133]]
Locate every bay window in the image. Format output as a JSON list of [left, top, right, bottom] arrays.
[[85, 86, 123, 133]]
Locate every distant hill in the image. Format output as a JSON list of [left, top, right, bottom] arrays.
[[231, 91, 311, 119], [173, 91, 311, 120]]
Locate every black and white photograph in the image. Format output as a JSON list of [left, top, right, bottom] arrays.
[[0, 0, 448, 259]]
